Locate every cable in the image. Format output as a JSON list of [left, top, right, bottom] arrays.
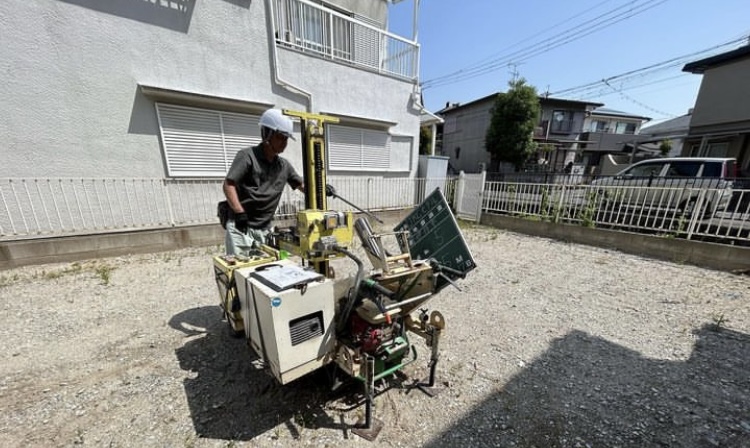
[[550, 35, 749, 98], [424, 0, 654, 87], [430, 0, 617, 81], [422, 0, 667, 89], [602, 79, 676, 117]]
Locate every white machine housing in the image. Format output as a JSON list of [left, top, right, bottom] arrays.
[[235, 259, 336, 384]]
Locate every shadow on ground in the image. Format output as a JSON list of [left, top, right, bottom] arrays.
[[424, 324, 750, 447], [169, 306, 359, 442]]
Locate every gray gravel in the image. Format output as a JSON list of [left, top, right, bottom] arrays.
[[0, 223, 748, 447]]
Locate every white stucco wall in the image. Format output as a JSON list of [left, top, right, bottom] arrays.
[[0, 0, 418, 179]]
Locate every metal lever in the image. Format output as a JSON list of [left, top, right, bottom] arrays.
[[326, 184, 384, 224], [437, 272, 462, 292], [428, 258, 466, 292]]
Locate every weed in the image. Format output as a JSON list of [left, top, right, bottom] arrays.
[[95, 264, 113, 286], [578, 191, 600, 228], [0, 273, 21, 287], [183, 435, 196, 448], [455, 219, 473, 230], [45, 271, 63, 280], [711, 313, 727, 331]]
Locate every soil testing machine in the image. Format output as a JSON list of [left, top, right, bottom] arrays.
[[212, 110, 475, 440]]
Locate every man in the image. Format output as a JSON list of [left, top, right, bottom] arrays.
[[223, 109, 305, 256]]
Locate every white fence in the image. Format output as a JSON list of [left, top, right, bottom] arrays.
[[3, 175, 748, 246], [0, 177, 457, 240], [483, 181, 750, 244]]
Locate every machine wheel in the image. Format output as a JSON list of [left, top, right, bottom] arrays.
[[225, 311, 244, 338], [429, 311, 446, 330]]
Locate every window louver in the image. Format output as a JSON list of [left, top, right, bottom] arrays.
[[156, 103, 261, 177]]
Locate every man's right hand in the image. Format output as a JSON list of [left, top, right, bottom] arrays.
[[234, 212, 249, 233]]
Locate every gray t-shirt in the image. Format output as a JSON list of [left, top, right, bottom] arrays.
[[226, 144, 303, 229]]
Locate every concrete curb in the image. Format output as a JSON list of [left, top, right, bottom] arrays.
[[481, 214, 750, 273], [0, 210, 415, 271]]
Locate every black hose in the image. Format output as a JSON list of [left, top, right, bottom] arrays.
[[334, 245, 365, 333]]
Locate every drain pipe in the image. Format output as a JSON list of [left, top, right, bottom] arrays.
[[264, 0, 313, 112]]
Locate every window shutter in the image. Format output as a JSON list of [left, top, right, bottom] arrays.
[[361, 130, 389, 169], [328, 125, 364, 169], [222, 112, 262, 164], [156, 103, 261, 177], [327, 125, 390, 171]]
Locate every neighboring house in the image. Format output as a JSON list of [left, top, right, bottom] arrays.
[[578, 107, 652, 174], [638, 111, 692, 157], [1, 0, 421, 182], [435, 94, 601, 173], [419, 110, 444, 156], [682, 43, 750, 176]]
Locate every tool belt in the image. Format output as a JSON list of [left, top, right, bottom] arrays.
[[217, 200, 230, 229]]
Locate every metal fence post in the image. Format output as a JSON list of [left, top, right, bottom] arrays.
[[163, 179, 176, 227], [455, 171, 465, 214], [686, 188, 707, 240]]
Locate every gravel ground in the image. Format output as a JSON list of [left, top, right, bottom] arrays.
[[0, 222, 748, 448]]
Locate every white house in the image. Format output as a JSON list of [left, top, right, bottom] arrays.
[[0, 0, 424, 237]]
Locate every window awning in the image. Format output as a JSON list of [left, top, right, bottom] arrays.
[[139, 84, 273, 114]]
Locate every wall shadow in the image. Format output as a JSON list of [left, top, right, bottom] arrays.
[[169, 305, 355, 441], [221, 0, 253, 8], [424, 325, 750, 448], [128, 87, 159, 136], [58, 0, 196, 33]]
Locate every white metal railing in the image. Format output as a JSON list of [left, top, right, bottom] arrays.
[[483, 181, 750, 243], [0, 177, 457, 240], [273, 0, 419, 80]]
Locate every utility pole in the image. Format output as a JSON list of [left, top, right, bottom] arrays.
[[509, 63, 519, 82]]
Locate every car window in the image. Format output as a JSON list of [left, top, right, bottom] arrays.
[[701, 162, 722, 178], [623, 162, 665, 177], [666, 161, 701, 177]]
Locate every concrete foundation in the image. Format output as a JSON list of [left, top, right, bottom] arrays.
[[481, 214, 749, 273]]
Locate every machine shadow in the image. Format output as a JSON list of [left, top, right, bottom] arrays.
[[169, 305, 358, 441], [423, 324, 750, 448]]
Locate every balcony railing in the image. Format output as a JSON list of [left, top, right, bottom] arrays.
[[273, 0, 419, 81]]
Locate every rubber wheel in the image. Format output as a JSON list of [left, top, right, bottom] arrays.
[[225, 311, 245, 338]]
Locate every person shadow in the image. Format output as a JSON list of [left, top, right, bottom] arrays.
[[168, 305, 357, 441], [421, 323, 750, 447]]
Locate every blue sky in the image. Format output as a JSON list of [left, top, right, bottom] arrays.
[[388, 0, 750, 125]]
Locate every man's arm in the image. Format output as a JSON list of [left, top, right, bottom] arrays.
[[223, 179, 244, 214]]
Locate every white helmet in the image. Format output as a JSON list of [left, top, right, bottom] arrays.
[[259, 109, 296, 140]]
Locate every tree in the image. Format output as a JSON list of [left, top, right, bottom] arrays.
[[485, 78, 541, 170], [419, 125, 432, 155], [659, 138, 672, 157]]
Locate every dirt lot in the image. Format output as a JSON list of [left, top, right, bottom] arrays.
[[0, 223, 748, 447]]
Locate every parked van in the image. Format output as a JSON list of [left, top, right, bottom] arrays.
[[590, 157, 737, 218]]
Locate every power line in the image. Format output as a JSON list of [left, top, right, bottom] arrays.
[[432, 0, 617, 79], [602, 79, 676, 117], [550, 35, 749, 98], [422, 0, 667, 89]]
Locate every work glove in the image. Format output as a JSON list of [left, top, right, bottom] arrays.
[[234, 212, 249, 233]]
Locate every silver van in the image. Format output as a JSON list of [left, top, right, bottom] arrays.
[[590, 157, 737, 218]]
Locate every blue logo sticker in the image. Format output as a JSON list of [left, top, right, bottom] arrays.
[[271, 297, 282, 307]]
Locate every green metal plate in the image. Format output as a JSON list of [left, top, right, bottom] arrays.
[[394, 188, 476, 291]]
